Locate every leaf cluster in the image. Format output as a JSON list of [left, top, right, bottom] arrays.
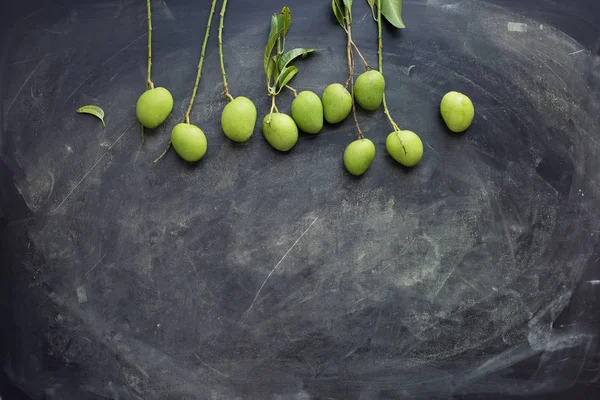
[[264, 7, 316, 96]]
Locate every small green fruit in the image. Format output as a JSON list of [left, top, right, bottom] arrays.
[[322, 83, 352, 124], [343, 138, 376, 176], [171, 123, 207, 162], [386, 130, 423, 167], [221, 96, 257, 142], [291, 91, 323, 134], [354, 70, 385, 111], [262, 113, 298, 152], [136, 87, 174, 129], [440, 91, 474, 132]]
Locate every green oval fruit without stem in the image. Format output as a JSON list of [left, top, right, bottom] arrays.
[[386, 130, 423, 167], [322, 83, 352, 124], [343, 138, 376, 176], [440, 91, 474, 133], [171, 123, 207, 162], [291, 91, 323, 134], [136, 87, 174, 129], [354, 70, 385, 111], [262, 113, 298, 152], [221, 96, 257, 143]]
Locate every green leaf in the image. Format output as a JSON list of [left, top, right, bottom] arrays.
[[381, 0, 405, 29], [267, 57, 276, 87], [264, 13, 286, 72], [332, 0, 345, 29], [278, 48, 317, 72], [77, 105, 105, 128], [276, 66, 299, 94], [343, 0, 353, 23], [281, 6, 291, 38]]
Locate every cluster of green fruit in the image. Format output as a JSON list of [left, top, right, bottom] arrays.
[[134, 74, 475, 171]]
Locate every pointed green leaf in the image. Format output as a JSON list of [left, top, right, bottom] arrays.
[[264, 13, 286, 72], [332, 0, 345, 29], [381, 0, 405, 29], [77, 105, 106, 128], [267, 57, 276, 87], [278, 48, 317, 72], [276, 66, 299, 94], [343, 0, 353, 23], [282, 6, 291, 38]]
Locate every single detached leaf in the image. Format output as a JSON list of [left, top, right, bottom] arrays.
[[282, 6, 291, 38], [77, 105, 106, 128], [264, 13, 286, 72], [381, 0, 405, 29], [278, 48, 317, 72], [332, 0, 345, 29], [276, 66, 299, 94]]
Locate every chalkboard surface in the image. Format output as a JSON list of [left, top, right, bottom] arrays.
[[1, 0, 599, 399]]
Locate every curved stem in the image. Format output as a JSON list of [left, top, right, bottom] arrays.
[[285, 85, 297, 97], [184, 0, 218, 123], [267, 95, 277, 124], [350, 50, 363, 140], [218, 0, 234, 102], [377, 0, 401, 134], [153, 141, 171, 163]]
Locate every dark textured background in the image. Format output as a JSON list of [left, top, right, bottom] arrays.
[[1, 0, 600, 399]]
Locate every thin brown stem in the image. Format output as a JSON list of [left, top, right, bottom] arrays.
[[218, 0, 233, 102], [146, 0, 153, 90], [184, 0, 218, 123], [267, 95, 277, 124], [350, 40, 370, 71], [285, 85, 297, 97], [153, 141, 171, 163], [377, 0, 401, 134]]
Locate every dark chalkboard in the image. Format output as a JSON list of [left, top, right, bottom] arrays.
[[1, 0, 599, 399]]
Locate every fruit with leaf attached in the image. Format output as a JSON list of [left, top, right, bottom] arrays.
[[262, 113, 298, 151], [171, 123, 207, 162], [386, 130, 423, 167], [221, 96, 257, 142], [291, 91, 323, 134], [343, 138, 376, 176], [136, 87, 173, 129], [322, 83, 352, 124], [354, 70, 385, 111], [440, 91, 474, 133]]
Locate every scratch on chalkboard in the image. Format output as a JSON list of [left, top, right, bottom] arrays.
[[194, 354, 228, 378], [245, 217, 319, 314]]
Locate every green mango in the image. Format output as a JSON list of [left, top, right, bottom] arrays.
[[262, 113, 298, 152], [354, 70, 385, 111], [291, 91, 323, 134], [221, 96, 257, 142], [322, 83, 352, 124], [386, 130, 423, 167], [136, 87, 173, 129], [343, 138, 376, 176], [171, 123, 207, 162], [440, 91, 474, 133]]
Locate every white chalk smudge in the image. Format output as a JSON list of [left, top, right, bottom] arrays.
[[507, 22, 528, 32], [76, 286, 88, 303]]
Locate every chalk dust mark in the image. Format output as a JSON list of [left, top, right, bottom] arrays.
[[245, 217, 319, 314], [64, 77, 91, 104], [52, 123, 134, 213], [101, 33, 147, 66], [6, 57, 45, 116], [194, 354, 228, 378], [568, 49, 584, 55], [85, 252, 108, 277]]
